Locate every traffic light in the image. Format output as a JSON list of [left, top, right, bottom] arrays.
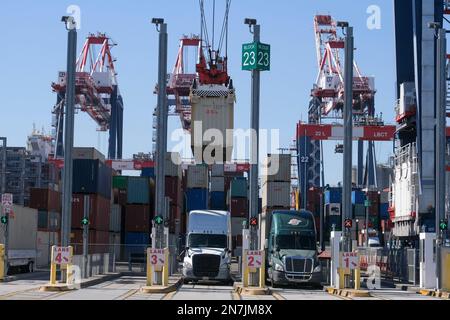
[[81, 217, 89, 226], [250, 217, 258, 227], [0, 216, 8, 225], [439, 219, 448, 231], [154, 216, 164, 225]]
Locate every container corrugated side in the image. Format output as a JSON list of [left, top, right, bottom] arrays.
[[124, 205, 151, 233], [185, 189, 208, 212], [210, 176, 225, 192], [110, 204, 122, 233], [230, 178, 248, 198], [165, 152, 182, 178], [73, 147, 106, 162], [113, 176, 128, 189], [126, 177, 150, 204], [211, 164, 225, 177], [0, 204, 37, 250], [262, 182, 291, 208], [261, 154, 291, 184], [187, 165, 209, 189]]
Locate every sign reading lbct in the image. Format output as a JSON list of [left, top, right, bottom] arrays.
[[148, 248, 165, 267], [242, 42, 271, 71], [52, 247, 72, 265], [341, 252, 359, 270], [246, 250, 263, 268]]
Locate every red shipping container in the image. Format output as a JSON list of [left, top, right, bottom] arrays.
[[30, 188, 62, 212], [70, 229, 110, 255], [124, 205, 151, 233], [230, 198, 248, 218], [71, 194, 111, 231], [165, 176, 182, 206]]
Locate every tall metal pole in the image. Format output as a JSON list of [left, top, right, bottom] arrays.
[[435, 27, 446, 291], [342, 24, 354, 253], [83, 195, 90, 279], [61, 17, 77, 253], [154, 19, 168, 253], [0, 137, 6, 195]]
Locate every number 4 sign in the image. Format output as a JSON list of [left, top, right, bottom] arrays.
[[52, 246, 72, 265], [341, 252, 359, 270], [246, 250, 263, 268], [148, 248, 165, 267]]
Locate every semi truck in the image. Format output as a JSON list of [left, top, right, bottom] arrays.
[[265, 210, 322, 287], [182, 210, 233, 284]]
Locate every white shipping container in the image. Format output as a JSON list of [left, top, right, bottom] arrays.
[[110, 204, 121, 233], [187, 165, 209, 189], [211, 164, 225, 177], [261, 182, 291, 209], [190, 85, 235, 152], [73, 147, 106, 162], [36, 231, 59, 267], [231, 218, 246, 237], [262, 154, 291, 184], [165, 152, 183, 178], [210, 177, 225, 192], [0, 205, 38, 250]]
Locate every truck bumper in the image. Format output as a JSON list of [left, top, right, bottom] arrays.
[[272, 270, 322, 285], [183, 267, 231, 282]]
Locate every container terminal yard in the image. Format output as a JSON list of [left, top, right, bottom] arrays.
[[0, 0, 450, 305]]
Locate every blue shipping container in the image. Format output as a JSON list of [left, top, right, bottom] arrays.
[[127, 177, 150, 204], [352, 191, 365, 205], [141, 168, 155, 178], [124, 232, 149, 259], [73, 159, 112, 199], [186, 189, 208, 212], [324, 188, 342, 204], [380, 203, 389, 220], [230, 178, 248, 198], [210, 192, 226, 210]]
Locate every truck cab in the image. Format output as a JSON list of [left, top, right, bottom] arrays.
[[266, 210, 322, 287], [182, 211, 232, 284]]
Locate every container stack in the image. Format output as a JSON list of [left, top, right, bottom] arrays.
[[29, 188, 61, 232], [379, 190, 390, 232], [185, 164, 209, 213], [228, 177, 248, 218], [164, 152, 183, 235], [71, 149, 112, 255], [260, 154, 291, 245], [366, 191, 380, 231], [210, 164, 226, 211]]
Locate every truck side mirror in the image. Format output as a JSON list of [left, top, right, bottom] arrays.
[[264, 239, 269, 249]]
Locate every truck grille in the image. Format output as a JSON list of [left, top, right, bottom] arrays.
[[285, 257, 313, 274], [192, 254, 220, 278]]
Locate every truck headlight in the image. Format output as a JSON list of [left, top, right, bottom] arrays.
[[314, 265, 322, 273], [274, 263, 284, 272], [184, 261, 192, 269]]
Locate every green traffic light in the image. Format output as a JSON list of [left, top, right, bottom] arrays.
[[0, 216, 8, 225], [81, 218, 89, 226], [154, 216, 164, 225], [440, 220, 448, 231]]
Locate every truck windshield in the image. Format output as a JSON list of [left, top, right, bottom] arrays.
[[189, 234, 227, 249], [276, 234, 316, 250]]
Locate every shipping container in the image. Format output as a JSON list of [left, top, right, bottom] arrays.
[[187, 164, 209, 189], [185, 189, 208, 212], [210, 191, 226, 210], [380, 191, 389, 204], [126, 177, 150, 204], [168, 204, 182, 234], [229, 197, 248, 218], [165, 176, 182, 206], [211, 164, 225, 177], [38, 210, 49, 229], [231, 217, 246, 236], [124, 205, 151, 233], [353, 204, 366, 218], [70, 229, 110, 255], [124, 232, 149, 259], [324, 188, 342, 204], [73, 159, 112, 199], [110, 204, 121, 233], [29, 188, 61, 212], [141, 168, 156, 178], [351, 190, 365, 205], [262, 182, 291, 209], [380, 203, 389, 220], [230, 177, 248, 198], [210, 176, 225, 192], [36, 231, 59, 267], [0, 204, 37, 251], [113, 176, 128, 190], [165, 152, 182, 178], [262, 154, 291, 184], [71, 194, 111, 231], [118, 189, 127, 206], [73, 147, 105, 162]]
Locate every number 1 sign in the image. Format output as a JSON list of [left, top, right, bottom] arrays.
[[341, 252, 359, 270]]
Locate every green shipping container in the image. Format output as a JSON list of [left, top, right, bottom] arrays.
[[230, 178, 248, 198], [113, 176, 128, 190]]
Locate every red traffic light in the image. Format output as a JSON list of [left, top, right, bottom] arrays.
[[250, 217, 258, 227], [344, 219, 353, 229]]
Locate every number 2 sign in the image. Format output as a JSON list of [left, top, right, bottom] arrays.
[[246, 250, 263, 268]]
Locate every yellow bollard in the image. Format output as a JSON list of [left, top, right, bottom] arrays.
[[259, 251, 266, 288], [0, 244, 5, 281], [354, 267, 361, 290], [243, 251, 249, 288], [49, 245, 57, 285], [338, 268, 345, 289], [146, 248, 153, 286], [65, 246, 74, 285], [163, 248, 169, 286]]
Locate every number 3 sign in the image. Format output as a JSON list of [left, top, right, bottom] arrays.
[[148, 249, 165, 267]]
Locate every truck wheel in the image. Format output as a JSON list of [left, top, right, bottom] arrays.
[[183, 278, 190, 285], [27, 262, 34, 273]]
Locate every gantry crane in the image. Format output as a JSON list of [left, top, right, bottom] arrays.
[[51, 33, 124, 160]]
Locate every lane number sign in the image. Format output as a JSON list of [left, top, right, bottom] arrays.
[[148, 248, 165, 267], [341, 252, 359, 270], [52, 247, 72, 265], [246, 250, 263, 268]]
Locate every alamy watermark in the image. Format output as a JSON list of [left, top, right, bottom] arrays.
[[367, 5, 381, 30], [66, 5, 82, 30]]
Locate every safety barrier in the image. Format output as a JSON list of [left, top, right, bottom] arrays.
[[0, 244, 5, 281], [242, 250, 265, 289], [146, 248, 169, 287]]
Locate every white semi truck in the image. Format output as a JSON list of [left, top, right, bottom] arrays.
[[182, 210, 233, 284]]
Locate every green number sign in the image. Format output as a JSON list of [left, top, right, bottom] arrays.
[[242, 42, 271, 71]]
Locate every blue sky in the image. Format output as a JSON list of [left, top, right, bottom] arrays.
[[0, 0, 395, 185]]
